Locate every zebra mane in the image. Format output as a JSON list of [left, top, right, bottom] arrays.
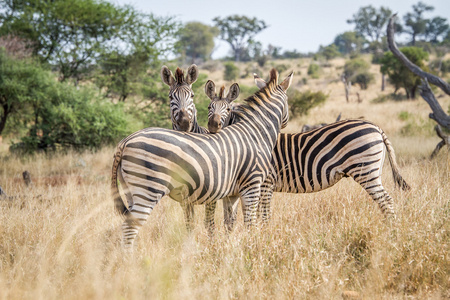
[[219, 85, 226, 99], [175, 68, 184, 84]]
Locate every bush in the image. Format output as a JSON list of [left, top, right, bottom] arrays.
[[224, 62, 239, 81], [11, 82, 130, 153], [343, 58, 374, 90], [307, 63, 320, 79], [287, 90, 328, 117]]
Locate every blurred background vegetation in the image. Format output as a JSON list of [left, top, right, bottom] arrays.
[[0, 0, 449, 153]]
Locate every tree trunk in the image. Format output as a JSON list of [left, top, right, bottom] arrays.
[[388, 14, 450, 157], [381, 74, 385, 91], [0, 102, 9, 136]]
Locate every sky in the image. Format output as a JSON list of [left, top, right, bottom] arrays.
[[113, 0, 450, 58]]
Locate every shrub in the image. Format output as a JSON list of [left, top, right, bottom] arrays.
[[11, 82, 130, 153], [307, 63, 320, 79], [224, 62, 239, 81], [287, 90, 328, 117], [343, 58, 374, 90]]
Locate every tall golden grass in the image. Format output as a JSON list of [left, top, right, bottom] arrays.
[[0, 57, 449, 299]]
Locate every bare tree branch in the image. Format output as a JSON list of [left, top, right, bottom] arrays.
[[387, 14, 450, 131], [387, 14, 450, 95], [419, 80, 450, 128]]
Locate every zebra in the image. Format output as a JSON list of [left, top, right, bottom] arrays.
[[112, 68, 293, 247], [207, 74, 410, 223], [160, 64, 207, 134], [160, 64, 239, 231]]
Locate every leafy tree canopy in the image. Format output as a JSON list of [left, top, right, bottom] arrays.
[[403, 1, 434, 45], [176, 22, 218, 63], [347, 5, 392, 43], [213, 15, 267, 62], [380, 46, 429, 99]]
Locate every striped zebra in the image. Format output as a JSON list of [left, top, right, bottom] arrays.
[[111, 69, 293, 247], [160, 65, 239, 231], [207, 74, 410, 223]]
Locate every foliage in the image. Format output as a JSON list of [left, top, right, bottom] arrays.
[[347, 5, 392, 43], [287, 89, 328, 117], [318, 44, 340, 60], [0, 49, 49, 136], [94, 11, 177, 102], [402, 1, 434, 45], [343, 57, 374, 89], [334, 31, 366, 55], [224, 62, 240, 81], [10, 82, 130, 153], [176, 22, 219, 63], [0, 0, 177, 84], [424, 17, 449, 43], [380, 46, 429, 99], [307, 63, 320, 79], [0, 0, 128, 82], [213, 15, 267, 62]]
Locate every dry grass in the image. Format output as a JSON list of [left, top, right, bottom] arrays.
[[1, 57, 449, 299]]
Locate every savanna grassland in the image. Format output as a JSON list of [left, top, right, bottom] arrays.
[[0, 57, 449, 299]]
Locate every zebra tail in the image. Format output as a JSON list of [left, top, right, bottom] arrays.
[[111, 146, 129, 216], [381, 130, 411, 191]]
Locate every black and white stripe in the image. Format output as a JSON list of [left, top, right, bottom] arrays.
[[207, 77, 409, 223], [112, 69, 293, 247]]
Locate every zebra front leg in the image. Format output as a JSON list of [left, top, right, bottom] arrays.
[[181, 203, 195, 232], [258, 183, 274, 224], [204, 199, 217, 236], [223, 196, 239, 232], [240, 185, 261, 228]]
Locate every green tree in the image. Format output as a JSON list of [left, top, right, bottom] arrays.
[[176, 22, 218, 63], [224, 62, 239, 81], [424, 17, 449, 43], [403, 1, 434, 45], [288, 90, 328, 117], [95, 12, 178, 101], [0, 0, 135, 83], [343, 58, 374, 90], [307, 63, 320, 79], [213, 15, 267, 62], [380, 46, 429, 99], [318, 44, 340, 60], [347, 5, 392, 43], [0, 48, 49, 136], [334, 31, 366, 55]]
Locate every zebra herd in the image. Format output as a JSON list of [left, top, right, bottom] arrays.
[[112, 64, 409, 248]]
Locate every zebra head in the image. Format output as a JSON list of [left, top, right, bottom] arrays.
[[161, 65, 199, 132], [205, 80, 240, 134], [253, 71, 292, 129]]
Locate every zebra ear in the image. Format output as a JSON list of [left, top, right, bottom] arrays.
[[279, 71, 294, 91], [185, 64, 199, 85], [161, 66, 175, 86], [227, 83, 240, 102], [254, 73, 266, 89], [205, 80, 216, 100]]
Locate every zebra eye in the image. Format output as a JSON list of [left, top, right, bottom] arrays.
[[208, 105, 211, 110], [226, 108, 231, 112], [191, 93, 195, 98]]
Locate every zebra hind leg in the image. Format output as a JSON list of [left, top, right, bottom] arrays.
[[122, 194, 162, 249], [358, 177, 395, 216]]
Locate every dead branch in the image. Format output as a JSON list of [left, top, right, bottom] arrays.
[[430, 125, 450, 159], [387, 15, 450, 96]]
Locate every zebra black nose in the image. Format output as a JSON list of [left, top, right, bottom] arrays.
[[177, 109, 191, 131], [208, 114, 222, 134]]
